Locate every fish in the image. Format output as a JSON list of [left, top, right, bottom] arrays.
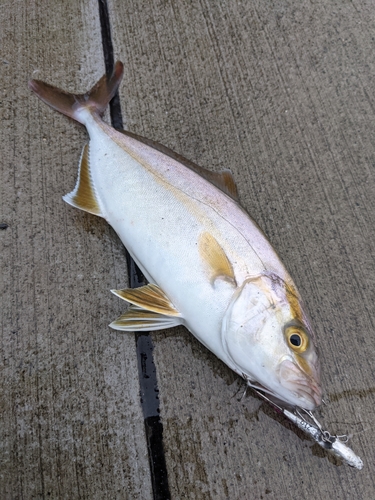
[[29, 61, 322, 411]]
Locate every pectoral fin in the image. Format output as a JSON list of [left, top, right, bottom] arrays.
[[110, 283, 183, 331], [63, 143, 103, 216], [198, 232, 237, 286]]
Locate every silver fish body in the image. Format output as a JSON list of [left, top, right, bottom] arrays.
[[29, 62, 322, 411]]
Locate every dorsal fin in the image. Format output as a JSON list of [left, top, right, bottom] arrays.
[[111, 283, 181, 316], [207, 169, 239, 201], [117, 129, 240, 202], [63, 143, 103, 216], [198, 232, 236, 285]]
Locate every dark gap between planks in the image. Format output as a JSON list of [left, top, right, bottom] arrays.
[[97, 1, 171, 498]]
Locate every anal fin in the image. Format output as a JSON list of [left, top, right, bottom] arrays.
[[63, 143, 103, 216]]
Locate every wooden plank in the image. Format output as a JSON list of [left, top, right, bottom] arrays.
[[0, 1, 152, 498], [109, 0, 375, 498]]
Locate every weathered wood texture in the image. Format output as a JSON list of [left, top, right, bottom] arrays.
[[2, 0, 375, 499], [0, 1, 151, 498], [110, 0, 375, 499]]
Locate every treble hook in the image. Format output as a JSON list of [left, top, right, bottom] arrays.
[[299, 409, 349, 444]]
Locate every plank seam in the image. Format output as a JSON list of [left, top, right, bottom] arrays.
[[97, 1, 171, 498]]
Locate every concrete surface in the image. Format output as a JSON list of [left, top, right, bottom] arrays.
[[1, 0, 375, 499], [0, 1, 152, 498]]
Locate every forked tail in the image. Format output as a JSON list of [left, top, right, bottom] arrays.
[[28, 61, 124, 124]]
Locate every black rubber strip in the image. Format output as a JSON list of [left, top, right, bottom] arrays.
[[97, 2, 171, 498], [136, 334, 171, 499], [97, 0, 123, 130]]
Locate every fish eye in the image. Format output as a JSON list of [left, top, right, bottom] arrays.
[[290, 334, 301, 346], [285, 326, 309, 353]]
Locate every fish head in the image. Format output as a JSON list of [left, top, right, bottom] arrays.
[[221, 274, 322, 410]]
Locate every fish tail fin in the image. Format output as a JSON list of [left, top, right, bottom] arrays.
[[28, 61, 124, 124]]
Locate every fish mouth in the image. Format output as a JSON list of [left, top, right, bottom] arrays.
[[278, 359, 322, 410]]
